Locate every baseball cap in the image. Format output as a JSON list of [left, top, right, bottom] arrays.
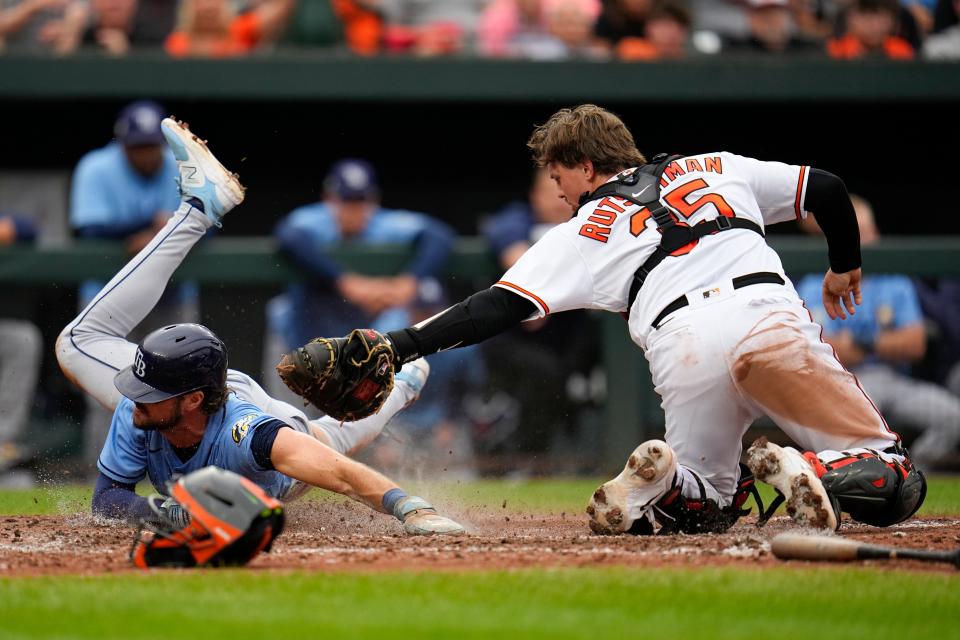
[[114, 100, 165, 146], [323, 159, 379, 201]]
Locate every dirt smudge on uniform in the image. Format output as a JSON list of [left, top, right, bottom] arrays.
[[732, 315, 885, 441]]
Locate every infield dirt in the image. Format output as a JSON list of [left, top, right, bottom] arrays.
[[1, 500, 958, 576]]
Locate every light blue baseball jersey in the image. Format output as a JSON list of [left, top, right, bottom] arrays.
[[797, 273, 923, 368], [281, 203, 443, 245], [70, 142, 192, 305], [70, 142, 180, 230], [97, 394, 295, 498]]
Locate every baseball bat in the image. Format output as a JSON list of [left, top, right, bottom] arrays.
[[771, 532, 960, 569]]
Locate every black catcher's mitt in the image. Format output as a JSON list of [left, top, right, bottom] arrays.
[[275, 328, 396, 421]]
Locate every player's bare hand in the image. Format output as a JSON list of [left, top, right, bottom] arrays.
[[822, 268, 862, 320]]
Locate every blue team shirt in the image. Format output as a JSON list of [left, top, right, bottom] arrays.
[[97, 395, 295, 498], [281, 203, 444, 248], [274, 203, 454, 345], [70, 142, 191, 305], [70, 142, 180, 231], [796, 274, 923, 368]]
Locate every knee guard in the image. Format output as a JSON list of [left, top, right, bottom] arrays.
[[819, 453, 927, 527], [643, 464, 761, 535]]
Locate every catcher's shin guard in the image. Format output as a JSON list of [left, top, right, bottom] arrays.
[[817, 451, 927, 527], [654, 464, 761, 535]]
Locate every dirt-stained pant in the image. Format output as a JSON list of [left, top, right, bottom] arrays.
[[853, 363, 960, 466], [639, 279, 898, 505]]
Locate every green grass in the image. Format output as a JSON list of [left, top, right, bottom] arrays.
[[1, 567, 958, 640], [2, 475, 960, 516], [1, 478, 958, 639]]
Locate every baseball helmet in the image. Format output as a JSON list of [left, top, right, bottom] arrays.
[[131, 466, 285, 569], [114, 323, 228, 403]]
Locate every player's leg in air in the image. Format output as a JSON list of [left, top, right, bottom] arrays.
[[55, 118, 425, 461], [586, 286, 925, 535]]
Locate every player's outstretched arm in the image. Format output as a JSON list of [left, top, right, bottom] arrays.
[[269, 427, 464, 535]]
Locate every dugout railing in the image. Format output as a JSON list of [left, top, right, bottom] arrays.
[[2, 236, 958, 470]]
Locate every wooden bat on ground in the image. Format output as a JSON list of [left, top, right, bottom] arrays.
[[771, 532, 960, 569]]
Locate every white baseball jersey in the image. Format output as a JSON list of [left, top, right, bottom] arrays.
[[496, 151, 897, 503], [495, 152, 810, 348]]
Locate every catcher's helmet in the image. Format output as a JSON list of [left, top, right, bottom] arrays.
[[114, 323, 227, 403], [131, 466, 285, 569]]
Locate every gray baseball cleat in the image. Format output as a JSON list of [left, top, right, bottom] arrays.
[[747, 437, 839, 531], [394, 496, 465, 536], [587, 439, 677, 535]]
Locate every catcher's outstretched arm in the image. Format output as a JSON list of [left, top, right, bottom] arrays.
[[387, 287, 536, 364]]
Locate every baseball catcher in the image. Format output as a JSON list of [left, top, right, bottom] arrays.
[[131, 466, 284, 569], [278, 104, 927, 536]]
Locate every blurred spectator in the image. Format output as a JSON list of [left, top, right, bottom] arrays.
[[476, 168, 602, 467], [796, 196, 960, 469], [378, 0, 484, 55], [47, 0, 177, 55], [616, 0, 693, 59], [932, 0, 958, 31], [903, 0, 937, 32], [724, 0, 822, 55], [0, 0, 84, 54], [923, 0, 960, 57], [915, 278, 960, 396], [331, 0, 383, 54], [827, 0, 915, 58], [70, 100, 195, 470], [264, 158, 455, 402], [0, 215, 43, 487], [594, 0, 651, 50], [165, 0, 296, 58], [539, 0, 604, 58], [478, 0, 550, 56]]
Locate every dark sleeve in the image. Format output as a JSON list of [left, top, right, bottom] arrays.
[[806, 168, 862, 274], [275, 217, 344, 283], [405, 220, 455, 279], [250, 419, 291, 471], [91, 472, 153, 522], [387, 286, 536, 363]]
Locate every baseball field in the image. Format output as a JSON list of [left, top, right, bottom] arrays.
[[1, 477, 958, 639]]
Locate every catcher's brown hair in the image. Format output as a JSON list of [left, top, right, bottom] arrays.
[[527, 104, 647, 176]]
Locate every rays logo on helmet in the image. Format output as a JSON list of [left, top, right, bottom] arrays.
[[232, 414, 256, 444], [134, 349, 147, 378]]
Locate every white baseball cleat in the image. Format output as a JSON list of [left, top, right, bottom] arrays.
[[394, 358, 430, 409], [160, 117, 245, 227], [394, 496, 465, 536], [747, 437, 839, 531], [587, 439, 677, 535]]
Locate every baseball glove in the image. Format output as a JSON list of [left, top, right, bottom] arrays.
[[275, 328, 396, 421]]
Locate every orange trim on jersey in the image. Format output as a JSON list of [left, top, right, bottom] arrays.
[[496, 281, 550, 315], [794, 165, 807, 221], [801, 302, 898, 441]]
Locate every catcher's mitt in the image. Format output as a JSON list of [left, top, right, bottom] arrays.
[[276, 328, 396, 421]]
